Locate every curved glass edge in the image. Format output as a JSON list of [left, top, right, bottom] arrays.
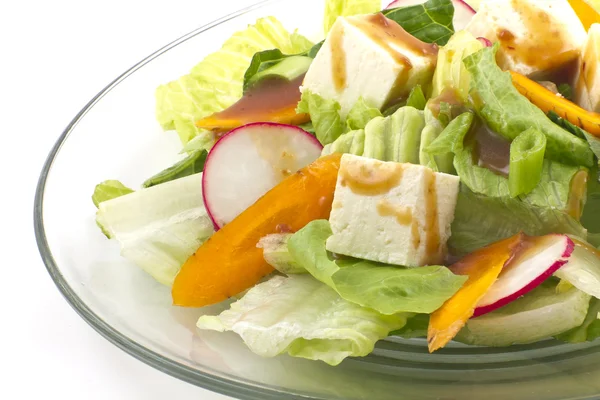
[[32, 1, 317, 399]]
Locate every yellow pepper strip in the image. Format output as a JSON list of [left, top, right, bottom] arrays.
[[568, 0, 600, 31], [510, 70, 600, 137]]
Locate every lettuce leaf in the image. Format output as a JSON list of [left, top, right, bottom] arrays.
[[96, 173, 214, 285], [548, 110, 600, 161], [449, 186, 587, 255], [197, 274, 408, 365], [383, 0, 454, 45], [155, 17, 313, 144], [431, 30, 483, 101], [346, 97, 383, 130], [92, 180, 134, 208], [405, 85, 427, 110], [287, 220, 467, 314], [390, 314, 429, 339], [142, 150, 207, 188], [463, 45, 594, 167], [323, 0, 382, 34], [556, 297, 600, 343], [297, 91, 345, 145], [456, 283, 590, 347]]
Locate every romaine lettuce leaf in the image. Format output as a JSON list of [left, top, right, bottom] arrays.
[[455, 283, 590, 347], [383, 0, 454, 45], [297, 90, 345, 145], [390, 314, 429, 339], [96, 173, 214, 285], [142, 150, 207, 188], [405, 85, 427, 111], [556, 297, 600, 343], [449, 186, 587, 255], [548, 110, 600, 161], [180, 130, 216, 154], [197, 274, 408, 366], [156, 17, 313, 144], [92, 180, 134, 208], [257, 233, 306, 275], [431, 30, 483, 101], [346, 97, 383, 131], [323, 0, 382, 34], [463, 45, 594, 167], [287, 220, 467, 314]]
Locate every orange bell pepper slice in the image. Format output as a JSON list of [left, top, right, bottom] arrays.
[[197, 104, 309, 134], [172, 153, 342, 307], [427, 233, 526, 352], [510, 70, 600, 137], [568, 0, 600, 31]]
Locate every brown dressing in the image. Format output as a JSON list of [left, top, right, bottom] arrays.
[[423, 168, 440, 262], [376, 199, 413, 224], [249, 131, 299, 181], [411, 220, 421, 250], [566, 170, 588, 220], [330, 22, 347, 92], [211, 74, 305, 130], [427, 88, 465, 119], [472, 121, 511, 177], [495, 0, 579, 72], [340, 161, 405, 196]]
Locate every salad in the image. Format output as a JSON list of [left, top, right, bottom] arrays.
[[92, 0, 600, 366]]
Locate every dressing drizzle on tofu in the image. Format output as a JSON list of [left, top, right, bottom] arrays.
[[339, 160, 404, 195], [329, 13, 438, 94], [497, 0, 579, 72]]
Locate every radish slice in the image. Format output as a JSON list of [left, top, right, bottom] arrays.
[[202, 122, 322, 229], [477, 37, 492, 47], [473, 234, 574, 317], [555, 239, 600, 299], [386, 0, 476, 31]]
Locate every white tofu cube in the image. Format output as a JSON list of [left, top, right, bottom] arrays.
[[326, 154, 460, 267], [575, 24, 600, 112], [302, 14, 437, 118], [466, 0, 586, 76]]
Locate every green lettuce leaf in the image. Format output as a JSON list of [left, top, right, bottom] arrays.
[[383, 0, 454, 45], [405, 85, 427, 110], [156, 17, 313, 144], [548, 110, 600, 161], [463, 45, 594, 167], [297, 90, 345, 145], [287, 220, 467, 314], [96, 173, 214, 285], [180, 130, 216, 154], [346, 97, 383, 130], [92, 180, 134, 208], [390, 314, 429, 339], [197, 274, 408, 366], [456, 283, 590, 347], [449, 186, 587, 255], [431, 30, 483, 101], [425, 111, 473, 155], [323, 0, 382, 34], [556, 297, 600, 343], [257, 233, 306, 275], [142, 150, 207, 188]]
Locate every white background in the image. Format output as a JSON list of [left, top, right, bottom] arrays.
[[0, 1, 263, 398]]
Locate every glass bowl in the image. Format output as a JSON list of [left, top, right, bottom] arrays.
[[34, 1, 600, 398]]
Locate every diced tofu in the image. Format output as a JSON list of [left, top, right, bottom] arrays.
[[325, 154, 460, 267], [302, 14, 437, 118], [466, 0, 586, 77], [575, 23, 600, 111]]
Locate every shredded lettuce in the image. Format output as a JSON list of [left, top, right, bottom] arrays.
[[197, 274, 408, 365], [287, 220, 467, 315], [383, 0, 455, 45], [156, 17, 313, 144], [96, 173, 214, 286], [456, 283, 590, 347], [449, 186, 587, 255], [323, 0, 382, 34], [463, 45, 594, 167]]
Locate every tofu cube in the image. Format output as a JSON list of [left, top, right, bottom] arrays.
[[466, 0, 586, 77], [326, 154, 460, 267], [302, 14, 437, 118], [575, 23, 600, 112]]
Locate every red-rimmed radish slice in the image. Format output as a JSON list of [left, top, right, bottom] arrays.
[[473, 234, 574, 317], [554, 238, 600, 299], [386, 0, 476, 31], [477, 37, 492, 47], [203, 122, 322, 229]]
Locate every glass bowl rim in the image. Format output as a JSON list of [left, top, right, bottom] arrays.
[[33, 1, 314, 399]]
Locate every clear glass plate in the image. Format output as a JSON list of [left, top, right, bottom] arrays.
[[34, 1, 600, 398]]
